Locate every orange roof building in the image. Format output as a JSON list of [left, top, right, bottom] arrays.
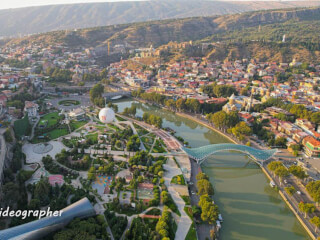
[[302, 136, 320, 157]]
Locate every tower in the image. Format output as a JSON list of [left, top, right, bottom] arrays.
[[246, 93, 253, 112], [107, 41, 111, 56], [229, 93, 235, 105]]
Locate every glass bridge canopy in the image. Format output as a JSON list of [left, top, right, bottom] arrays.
[[182, 143, 277, 164]]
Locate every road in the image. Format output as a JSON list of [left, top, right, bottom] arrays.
[[265, 164, 318, 239]]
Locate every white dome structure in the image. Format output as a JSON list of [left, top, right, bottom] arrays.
[[99, 108, 115, 123]]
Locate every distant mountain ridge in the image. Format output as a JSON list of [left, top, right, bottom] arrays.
[[1, 0, 320, 37]]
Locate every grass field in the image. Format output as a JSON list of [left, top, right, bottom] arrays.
[[47, 128, 69, 139], [70, 120, 87, 130], [58, 100, 80, 106], [151, 139, 166, 153], [39, 112, 60, 128], [185, 223, 197, 240], [86, 133, 98, 142], [171, 174, 186, 185], [14, 114, 31, 138]]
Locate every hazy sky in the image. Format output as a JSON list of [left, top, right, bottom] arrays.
[[0, 0, 144, 10], [0, 0, 306, 10]]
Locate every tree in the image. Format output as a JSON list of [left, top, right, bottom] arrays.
[[210, 111, 227, 129], [310, 216, 320, 233], [196, 172, 209, 181], [267, 161, 283, 178], [311, 112, 320, 124], [289, 165, 308, 180], [285, 186, 296, 196], [165, 99, 176, 110], [89, 83, 104, 105], [274, 166, 289, 186], [2, 182, 20, 207], [226, 111, 240, 127], [298, 202, 315, 218], [198, 195, 219, 224], [175, 98, 185, 111], [197, 179, 214, 196], [34, 177, 51, 206], [274, 137, 287, 148], [28, 199, 40, 210], [185, 98, 200, 113], [232, 122, 252, 136], [161, 190, 169, 204], [306, 181, 320, 205]]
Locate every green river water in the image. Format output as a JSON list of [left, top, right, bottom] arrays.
[[114, 100, 310, 240]]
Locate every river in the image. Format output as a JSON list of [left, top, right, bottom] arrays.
[[114, 99, 310, 240]]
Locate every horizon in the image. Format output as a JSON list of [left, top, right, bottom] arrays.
[[0, 0, 306, 11]]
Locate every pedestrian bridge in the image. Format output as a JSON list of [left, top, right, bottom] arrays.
[[182, 143, 277, 165]]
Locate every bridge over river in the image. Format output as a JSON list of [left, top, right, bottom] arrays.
[[182, 143, 278, 166]]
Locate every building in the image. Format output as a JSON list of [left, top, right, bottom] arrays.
[[69, 108, 86, 121], [302, 136, 320, 157], [0, 198, 96, 240], [222, 94, 242, 113], [24, 101, 39, 118], [238, 112, 254, 125]]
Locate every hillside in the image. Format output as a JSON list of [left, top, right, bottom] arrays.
[[6, 6, 320, 47], [4, 6, 320, 63], [1, 0, 320, 37]]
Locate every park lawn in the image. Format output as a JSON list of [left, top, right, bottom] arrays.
[[171, 174, 186, 185], [14, 114, 31, 138], [133, 123, 149, 135], [141, 136, 152, 144], [181, 195, 191, 205], [70, 120, 87, 130], [185, 223, 197, 240], [86, 132, 98, 142], [40, 112, 60, 127], [145, 208, 161, 216], [165, 194, 181, 216], [151, 140, 166, 153], [47, 128, 69, 139], [107, 123, 121, 131], [144, 143, 151, 152], [115, 115, 126, 121]]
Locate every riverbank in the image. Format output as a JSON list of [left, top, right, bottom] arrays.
[[175, 111, 317, 240]]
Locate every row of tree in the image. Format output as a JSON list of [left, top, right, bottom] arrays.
[[133, 87, 224, 115], [196, 172, 219, 226], [142, 112, 163, 128], [155, 207, 176, 239]]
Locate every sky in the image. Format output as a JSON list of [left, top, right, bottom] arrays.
[[0, 0, 143, 10], [0, 0, 308, 10]]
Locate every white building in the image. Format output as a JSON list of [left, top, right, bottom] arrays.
[[24, 101, 39, 117]]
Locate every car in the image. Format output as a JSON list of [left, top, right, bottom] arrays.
[[297, 191, 301, 195], [284, 180, 288, 184]]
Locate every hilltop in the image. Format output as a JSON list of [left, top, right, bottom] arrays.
[[1, 0, 320, 37]]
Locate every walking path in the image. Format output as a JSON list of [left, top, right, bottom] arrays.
[[163, 158, 192, 240]]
